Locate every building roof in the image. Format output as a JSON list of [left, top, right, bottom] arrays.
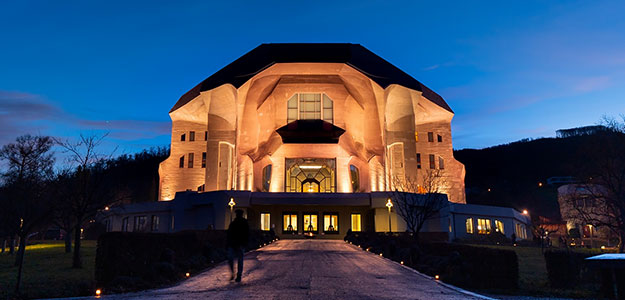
[[171, 43, 452, 113]]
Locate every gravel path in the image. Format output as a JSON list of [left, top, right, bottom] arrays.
[[77, 239, 496, 300]]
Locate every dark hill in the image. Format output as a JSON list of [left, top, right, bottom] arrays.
[[454, 135, 599, 220]]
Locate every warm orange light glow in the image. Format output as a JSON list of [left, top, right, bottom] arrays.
[[95, 289, 102, 297], [386, 198, 393, 209], [434, 275, 440, 280], [400, 261, 404, 265], [104, 206, 109, 211], [522, 209, 528, 215], [538, 182, 543, 187], [601, 245, 606, 250], [185, 272, 190, 277], [487, 188, 491, 192], [379, 253, 383, 257], [299, 165, 322, 169]]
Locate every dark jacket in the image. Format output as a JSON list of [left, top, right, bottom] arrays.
[[227, 217, 250, 248]]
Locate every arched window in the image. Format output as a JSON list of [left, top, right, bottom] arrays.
[[262, 165, 272, 192], [286, 93, 333, 123], [349, 165, 360, 192]]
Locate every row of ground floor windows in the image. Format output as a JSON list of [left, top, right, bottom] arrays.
[[260, 212, 362, 233], [465, 217, 526, 238]]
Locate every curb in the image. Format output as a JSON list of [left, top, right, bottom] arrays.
[[344, 241, 499, 300]]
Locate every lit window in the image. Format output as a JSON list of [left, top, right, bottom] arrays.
[[349, 165, 360, 192], [180, 134, 186, 141], [201, 152, 206, 168], [429, 154, 436, 169], [188, 153, 194, 168], [283, 213, 297, 232], [477, 218, 491, 234], [260, 213, 270, 231], [303, 214, 318, 232], [179, 156, 184, 168], [134, 216, 147, 231], [351, 214, 362, 232], [437, 134, 442, 142], [416, 153, 421, 169], [324, 213, 339, 233], [189, 131, 195, 141], [151, 215, 160, 232], [515, 223, 527, 239], [439, 156, 445, 169], [262, 165, 272, 192], [427, 132, 434, 142], [415, 132, 419, 142], [466, 218, 474, 234], [495, 220, 504, 234], [286, 93, 334, 123]]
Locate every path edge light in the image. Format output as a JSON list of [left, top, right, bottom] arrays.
[[386, 198, 393, 233]]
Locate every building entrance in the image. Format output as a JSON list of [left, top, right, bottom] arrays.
[[285, 158, 335, 193]]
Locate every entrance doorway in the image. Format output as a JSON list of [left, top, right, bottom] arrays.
[[285, 158, 336, 193]]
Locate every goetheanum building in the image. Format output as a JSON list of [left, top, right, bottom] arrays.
[[105, 44, 531, 241]]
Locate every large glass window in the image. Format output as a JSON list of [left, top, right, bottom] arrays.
[[351, 214, 362, 232], [324, 213, 339, 233], [134, 216, 147, 232], [349, 165, 360, 192], [262, 165, 272, 192], [495, 220, 504, 234], [466, 218, 474, 234], [285, 158, 335, 193], [477, 218, 491, 234], [515, 223, 527, 239], [283, 213, 298, 233], [151, 215, 160, 232], [303, 214, 318, 232], [260, 213, 270, 231], [286, 93, 334, 123]]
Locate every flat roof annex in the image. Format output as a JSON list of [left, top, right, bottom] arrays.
[[171, 43, 452, 113]]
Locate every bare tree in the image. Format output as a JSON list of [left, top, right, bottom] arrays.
[[0, 134, 55, 294], [55, 133, 118, 268], [388, 169, 448, 243], [561, 116, 625, 252]]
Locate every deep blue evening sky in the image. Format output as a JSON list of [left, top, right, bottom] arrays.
[[1, 1, 624, 154]]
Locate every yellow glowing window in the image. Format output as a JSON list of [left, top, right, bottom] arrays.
[[303, 214, 318, 232], [477, 218, 491, 234], [260, 213, 270, 231], [415, 132, 419, 142], [495, 220, 504, 234], [286, 93, 333, 124], [466, 218, 474, 234], [324, 214, 339, 232], [283, 214, 297, 232], [351, 214, 361, 232]]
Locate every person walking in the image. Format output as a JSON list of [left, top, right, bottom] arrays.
[[227, 209, 249, 282]]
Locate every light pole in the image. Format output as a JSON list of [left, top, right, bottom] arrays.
[[228, 197, 236, 222], [386, 198, 393, 234]]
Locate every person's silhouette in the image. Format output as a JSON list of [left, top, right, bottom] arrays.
[[227, 209, 249, 282]]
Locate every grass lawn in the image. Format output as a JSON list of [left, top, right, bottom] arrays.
[[473, 244, 603, 298], [0, 240, 97, 299]]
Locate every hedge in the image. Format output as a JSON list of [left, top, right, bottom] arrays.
[[95, 229, 276, 293], [345, 232, 519, 290], [544, 250, 599, 289]]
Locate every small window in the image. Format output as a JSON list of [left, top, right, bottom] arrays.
[[477, 218, 491, 234], [515, 223, 527, 239], [283, 213, 298, 233], [466, 218, 474, 234], [179, 156, 184, 168], [351, 214, 362, 232], [171, 215, 175, 231], [202, 152, 206, 168], [134, 216, 147, 231], [495, 220, 504, 234], [427, 132, 434, 142], [287, 93, 333, 123], [429, 154, 436, 169], [439, 156, 445, 169], [189, 131, 195, 141], [349, 165, 360, 192], [180, 134, 186, 141], [204, 131, 208, 141], [303, 213, 318, 232], [437, 134, 442, 142], [415, 132, 419, 142], [416, 153, 421, 169], [262, 165, 272, 192], [151, 215, 160, 232], [323, 213, 339, 233], [122, 217, 129, 232], [260, 213, 271, 231], [188, 153, 194, 168]]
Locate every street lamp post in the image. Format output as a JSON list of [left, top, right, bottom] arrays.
[[386, 198, 393, 234], [228, 198, 236, 222]]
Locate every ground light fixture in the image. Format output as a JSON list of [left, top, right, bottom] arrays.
[[386, 198, 393, 233], [400, 261, 404, 265], [95, 289, 102, 297], [434, 275, 440, 280], [228, 198, 236, 221], [185, 272, 190, 278]]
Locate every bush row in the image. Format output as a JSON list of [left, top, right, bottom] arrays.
[[95, 229, 276, 293], [345, 232, 519, 290]]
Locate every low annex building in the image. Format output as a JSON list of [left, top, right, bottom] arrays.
[[105, 44, 531, 241]]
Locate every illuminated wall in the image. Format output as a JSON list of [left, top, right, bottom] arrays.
[[158, 62, 466, 203]]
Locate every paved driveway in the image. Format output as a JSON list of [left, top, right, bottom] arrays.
[[88, 240, 489, 300]]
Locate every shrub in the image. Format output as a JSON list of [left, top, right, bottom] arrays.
[[544, 250, 597, 288]]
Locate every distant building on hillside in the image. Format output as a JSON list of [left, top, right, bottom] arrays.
[[557, 184, 614, 247]]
